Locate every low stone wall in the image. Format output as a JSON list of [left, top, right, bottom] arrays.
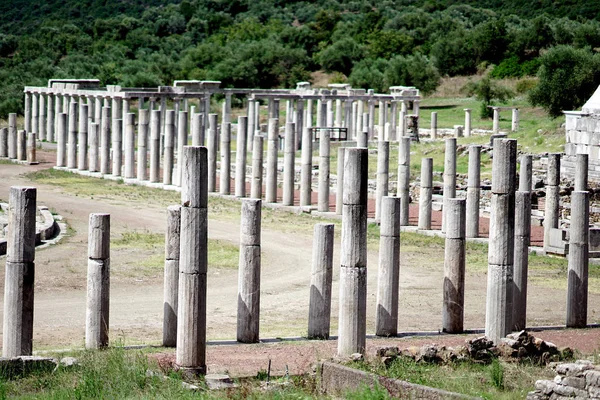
[[0, 204, 58, 255], [528, 360, 600, 399]]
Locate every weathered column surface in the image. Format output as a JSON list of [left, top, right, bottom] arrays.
[[308, 223, 334, 339], [318, 126, 330, 212], [251, 135, 264, 200], [176, 111, 189, 186], [163, 205, 181, 347], [443, 198, 466, 334], [123, 112, 136, 178], [8, 113, 17, 159], [88, 123, 99, 172], [207, 114, 218, 192], [336, 147, 346, 215], [430, 112, 437, 139], [442, 138, 456, 233], [78, 104, 89, 171], [376, 196, 401, 336], [466, 145, 481, 238], [575, 153, 588, 192], [464, 109, 472, 137], [57, 113, 67, 167], [111, 118, 123, 177], [418, 158, 433, 230], [26, 132, 36, 164], [282, 122, 295, 206], [100, 106, 111, 175], [163, 111, 175, 185], [398, 137, 411, 226], [137, 109, 149, 181], [0, 128, 7, 158], [543, 153, 561, 251], [265, 118, 279, 203], [566, 191, 589, 328], [86, 213, 110, 350], [235, 116, 248, 198], [150, 110, 161, 183], [17, 130, 26, 161], [67, 101, 78, 169], [375, 141, 389, 222], [300, 123, 313, 207]]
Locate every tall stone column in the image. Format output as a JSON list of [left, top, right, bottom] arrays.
[[338, 148, 368, 357], [295, 99, 304, 151], [466, 145, 481, 238], [430, 112, 437, 139], [122, 99, 130, 150], [78, 104, 89, 171], [150, 110, 161, 183], [511, 108, 519, 132], [336, 147, 346, 215], [3, 187, 36, 357], [251, 135, 264, 199], [378, 101, 384, 139], [17, 131, 26, 161], [163, 205, 181, 347], [31, 93, 38, 135], [442, 138, 457, 233], [398, 137, 411, 226], [24, 92, 31, 133], [0, 128, 7, 157], [55, 94, 62, 138], [326, 100, 334, 129], [368, 100, 375, 140], [176, 146, 208, 376], [443, 198, 466, 333], [26, 132, 36, 164], [485, 138, 517, 344], [575, 153, 588, 192], [283, 122, 296, 206], [247, 100, 255, 152], [163, 111, 175, 185], [86, 213, 110, 349], [191, 112, 203, 147], [46, 94, 55, 142], [57, 113, 67, 167], [237, 198, 262, 343], [464, 109, 472, 137], [543, 154, 561, 251], [390, 102, 398, 141], [265, 118, 279, 203], [300, 121, 313, 207], [219, 122, 231, 195], [566, 191, 589, 328], [38, 94, 46, 141], [67, 101, 78, 169], [356, 101, 364, 141], [308, 223, 334, 339], [418, 158, 433, 230], [207, 114, 218, 192], [375, 196, 401, 336], [335, 99, 342, 128], [318, 126, 330, 212], [137, 109, 149, 181], [235, 116, 248, 197], [100, 106, 111, 175], [375, 141, 389, 223], [8, 113, 17, 159], [492, 107, 500, 133], [175, 111, 189, 186], [89, 123, 99, 172]]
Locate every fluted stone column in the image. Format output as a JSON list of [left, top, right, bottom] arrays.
[[89, 123, 99, 172], [17, 130, 26, 161], [163, 205, 181, 347], [220, 122, 232, 195], [338, 148, 368, 357], [418, 158, 433, 230], [283, 122, 295, 206], [443, 198, 466, 333], [318, 126, 330, 212], [111, 118, 123, 177], [123, 113, 136, 178], [78, 104, 89, 171], [308, 223, 334, 339], [237, 198, 262, 343], [442, 138, 457, 233], [24, 92, 31, 134], [3, 187, 36, 357], [163, 111, 175, 185], [67, 101, 78, 169], [8, 113, 17, 159], [150, 110, 161, 183], [398, 137, 411, 226], [466, 145, 481, 238], [543, 154, 561, 251], [0, 128, 7, 157], [26, 132, 36, 164], [247, 100, 255, 152], [235, 116, 248, 197], [566, 191, 589, 328], [485, 138, 517, 344], [295, 100, 304, 151], [207, 114, 218, 192], [266, 118, 279, 203], [100, 106, 111, 175], [57, 113, 67, 167], [86, 213, 110, 349], [375, 141, 389, 223], [375, 196, 401, 336], [575, 153, 588, 192], [300, 122, 313, 207], [251, 135, 264, 199], [176, 146, 208, 376], [336, 147, 346, 215]]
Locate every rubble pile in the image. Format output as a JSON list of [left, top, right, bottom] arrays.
[[527, 360, 600, 399]]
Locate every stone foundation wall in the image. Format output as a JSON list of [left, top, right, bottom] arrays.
[[528, 360, 600, 399]]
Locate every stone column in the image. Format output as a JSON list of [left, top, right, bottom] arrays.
[[566, 191, 589, 328], [318, 126, 330, 212], [89, 123, 99, 172], [121, 100, 130, 151], [413, 100, 420, 117], [163, 205, 181, 347], [247, 100, 255, 152], [57, 113, 67, 167], [24, 92, 31, 133], [78, 104, 89, 171], [464, 109, 472, 137], [31, 93, 38, 135], [300, 122, 313, 207], [335, 99, 342, 127], [176, 146, 208, 376], [38, 94, 46, 141], [94, 97, 102, 125], [308, 223, 334, 339], [368, 100, 375, 140], [251, 135, 264, 199], [283, 122, 295, 206], [86, 213, 110, 349], [17, 130, 26, 161], [492, 107, 500, 133], [0, 128, 7, 157], [100, 106, 111, 175], [163, 111, 175, 185], [443, 198, 466, 333], [207, 114, 218, 192], [511, 108, 519, 132], [430, 112, 437, 139], [513, 160, 531, 331], [320, 100, 327, 127], [235, 116, 248, 197], [442, 138, 457, 233], [356, 101, 364, 141], [485, 138, 517, 344], [398, 137, 411, 226], [378, 101, 385, 140], [137, 109, 149, 181], [111, 117, 123, 177], [220, 122, 231, 195], [575, 153, 588, 192], [67, 101, 78, 169], [419, 158, 433, 230], [47, 94, 55, 142], [375, 196, 401, 336], [296, 100, 304, 151], [26, 132, 36, 164], [8, 113, 17, 159], [543, 154, 561, 251], [150, 110, 160, 183], [336, 147, 346, 215], [466, 145, 481, 238], [326, 100, 334, 129], [55, 95, 62, 138], [191, 112, 203, 147], [265, 118, 279, 203], [176, 111, 189, 186], [338, 148, 368, 357], [375, 141, 389, 223], [390, 102, 398, 141], [2, 187, 36, 357], [237, 198, 262, 343]]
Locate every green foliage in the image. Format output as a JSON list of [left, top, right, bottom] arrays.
[[529, 45, 600, 118], [515, 78, 538, 94], [348, 58, 389, 93], [317, 37, 365, 76], [490, 359, 505, 390], [384, 54, 440, 95], [463, 76, 514, 118]]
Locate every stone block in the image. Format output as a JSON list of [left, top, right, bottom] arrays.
[[549, 228, 568, 248], [585, 369, 600, 388], [556, 362, 594, 377], [535, 380, 557, 395]]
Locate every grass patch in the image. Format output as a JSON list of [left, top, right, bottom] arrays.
[[349, 356, 555, 399]]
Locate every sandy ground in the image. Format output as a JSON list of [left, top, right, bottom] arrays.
[[0, 151, 598, 377]]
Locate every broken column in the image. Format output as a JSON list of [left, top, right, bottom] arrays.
[[511, 108, 519, 132], [466, 145, 481, 238], [266, 118, 279, 203], [375, 141, 389, 222], [57, 113, 67, 167], [338, 147, 368, 357], [300, 123, 313, 207], [464, 109, 472, 137], [336, 147, 346, 215], [86, 213, 111, 349], [163, 205, 181, 347], [443, 198, 466, 333], [318, 126, 330, 212], [150, 110, 161, 183], [0, 128, 6, 157], [3, 186, 37, 357], [566, 191, 589, 328], [235, 116, 248, 197], [543, 153, 561, 251], [163, 111, 175, 185], [78, 104, 89, 171], [492, 107, 500, 133], [207, 114, 218, 192], [430, 112, 437, 139], [100, 106, 111, 175], [418, 158, 433, 230], [17, 130, 26, 161], [176, 146, 208, 375], [137, 109, 149, 181], [237, 198, 262, 343], [251, 135, 264, 199], [375, 196, 401, 337], [283, 122, 296, 206], [87, 121, 99, 172], [398, 137, 411, 226], [485, 138, 517, 344], [442, 138, 457, 233], [308, 223, 334, 339], [27, 132, 36, 164], [220, 122, 232, 195]]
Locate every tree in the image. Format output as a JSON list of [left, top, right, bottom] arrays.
[[529, 45, 600, 117], [384, 54, 440, 95], [348, 58, 389, 93], [317, 37, 364, 76], [463, 75, 514, 118]]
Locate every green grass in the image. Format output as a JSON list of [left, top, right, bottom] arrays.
[[349, 356, 555, 400]]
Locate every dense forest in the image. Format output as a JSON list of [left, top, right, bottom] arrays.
[[1, 0, 600, 117]]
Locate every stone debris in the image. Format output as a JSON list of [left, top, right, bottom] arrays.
[[0, 356, 58, 379], [527, 360, 600, 399]]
